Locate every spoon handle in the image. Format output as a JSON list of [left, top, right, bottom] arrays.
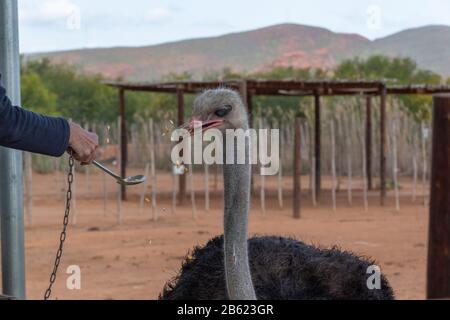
[[92, 160, 122, 181]]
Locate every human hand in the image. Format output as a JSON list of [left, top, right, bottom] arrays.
[[68, 122, 99, 164]]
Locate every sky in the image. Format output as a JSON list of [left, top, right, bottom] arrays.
[[18, 0, 450, 53]]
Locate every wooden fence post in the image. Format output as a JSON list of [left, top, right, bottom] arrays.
[[149, 118, 157, 222], [314, 91, 321, 201], [426, 94, 450, 299], [380, 85, 387, 205], [177, 87, 186, 204], [293, 117, 302, 219], [330, 119, 337, 211], [366, 96, 373, 190], [119, 88, 127, 201]]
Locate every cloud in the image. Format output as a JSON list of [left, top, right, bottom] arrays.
[[20, 0, 79, 25], [145, 7, 171, 24]]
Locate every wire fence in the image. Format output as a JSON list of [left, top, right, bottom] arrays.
[[23, 99, 432, 225]]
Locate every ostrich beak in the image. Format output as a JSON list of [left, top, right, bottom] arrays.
[[179, 118, 225, 135]]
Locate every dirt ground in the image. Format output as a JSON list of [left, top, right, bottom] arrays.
[[3, 167, 429, 300]]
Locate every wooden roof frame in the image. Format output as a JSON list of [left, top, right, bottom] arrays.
[[108, 79, 450, 206], [106, 79, 450, 96]]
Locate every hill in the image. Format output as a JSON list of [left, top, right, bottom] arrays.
[[28, 23, 450, 81]]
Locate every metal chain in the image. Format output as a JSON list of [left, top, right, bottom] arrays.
[[44, 153, 75, 300]]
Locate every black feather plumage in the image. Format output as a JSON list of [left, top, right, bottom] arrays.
[[160, 235, 394, 300]]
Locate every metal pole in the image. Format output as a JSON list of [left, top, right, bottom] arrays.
[[0, 0, 26, 299], [427, 94, 450, 299]]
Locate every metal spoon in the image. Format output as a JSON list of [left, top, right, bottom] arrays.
[[92, 160, 146, 186]]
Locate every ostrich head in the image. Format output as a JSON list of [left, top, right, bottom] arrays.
[[180, 88, 256, 300], [185, 88, 249, 133]]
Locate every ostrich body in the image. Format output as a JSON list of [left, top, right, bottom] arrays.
[[161, 236, 393, 300], [161, 89, 394, 300]]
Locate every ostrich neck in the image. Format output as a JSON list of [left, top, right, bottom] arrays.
[[223, 129, 256, 300]]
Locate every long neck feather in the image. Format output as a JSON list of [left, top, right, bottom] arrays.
[[223, 123, 256, 300]]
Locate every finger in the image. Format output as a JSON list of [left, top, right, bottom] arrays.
[[74, 149, 89, 163], [87, 132, 99, 144], [84, 149, 97, 164], [71, 151, 82, 161], [90, 150, 98, 163]]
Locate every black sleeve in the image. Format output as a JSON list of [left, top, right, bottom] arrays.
[[0, 75, 70, 157]]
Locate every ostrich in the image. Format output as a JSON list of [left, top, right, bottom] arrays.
[[160, 88, 394, 300]]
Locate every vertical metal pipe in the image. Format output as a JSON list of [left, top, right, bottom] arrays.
[[0, 0, 26, 299], [427, 94, 450, 299]]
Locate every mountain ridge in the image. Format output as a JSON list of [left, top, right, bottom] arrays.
[[28, 23, 450, 81]]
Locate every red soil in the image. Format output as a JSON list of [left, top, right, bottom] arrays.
[[18, 169, 428, 300]]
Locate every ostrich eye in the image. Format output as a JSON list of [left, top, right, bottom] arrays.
[[214, 105, 232, 117]]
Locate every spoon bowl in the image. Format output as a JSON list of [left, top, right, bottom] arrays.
[[119, 175, 146, 186]]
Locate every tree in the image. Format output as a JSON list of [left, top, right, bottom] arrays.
[[335, 55, 442, 121], [21, 59, 180, 123], [21, 71, 57, 115], [21, 55, 444, 124], [253, 67, 313, 80], [22, 60, 126, 123], [335, 55, 420, 83]]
